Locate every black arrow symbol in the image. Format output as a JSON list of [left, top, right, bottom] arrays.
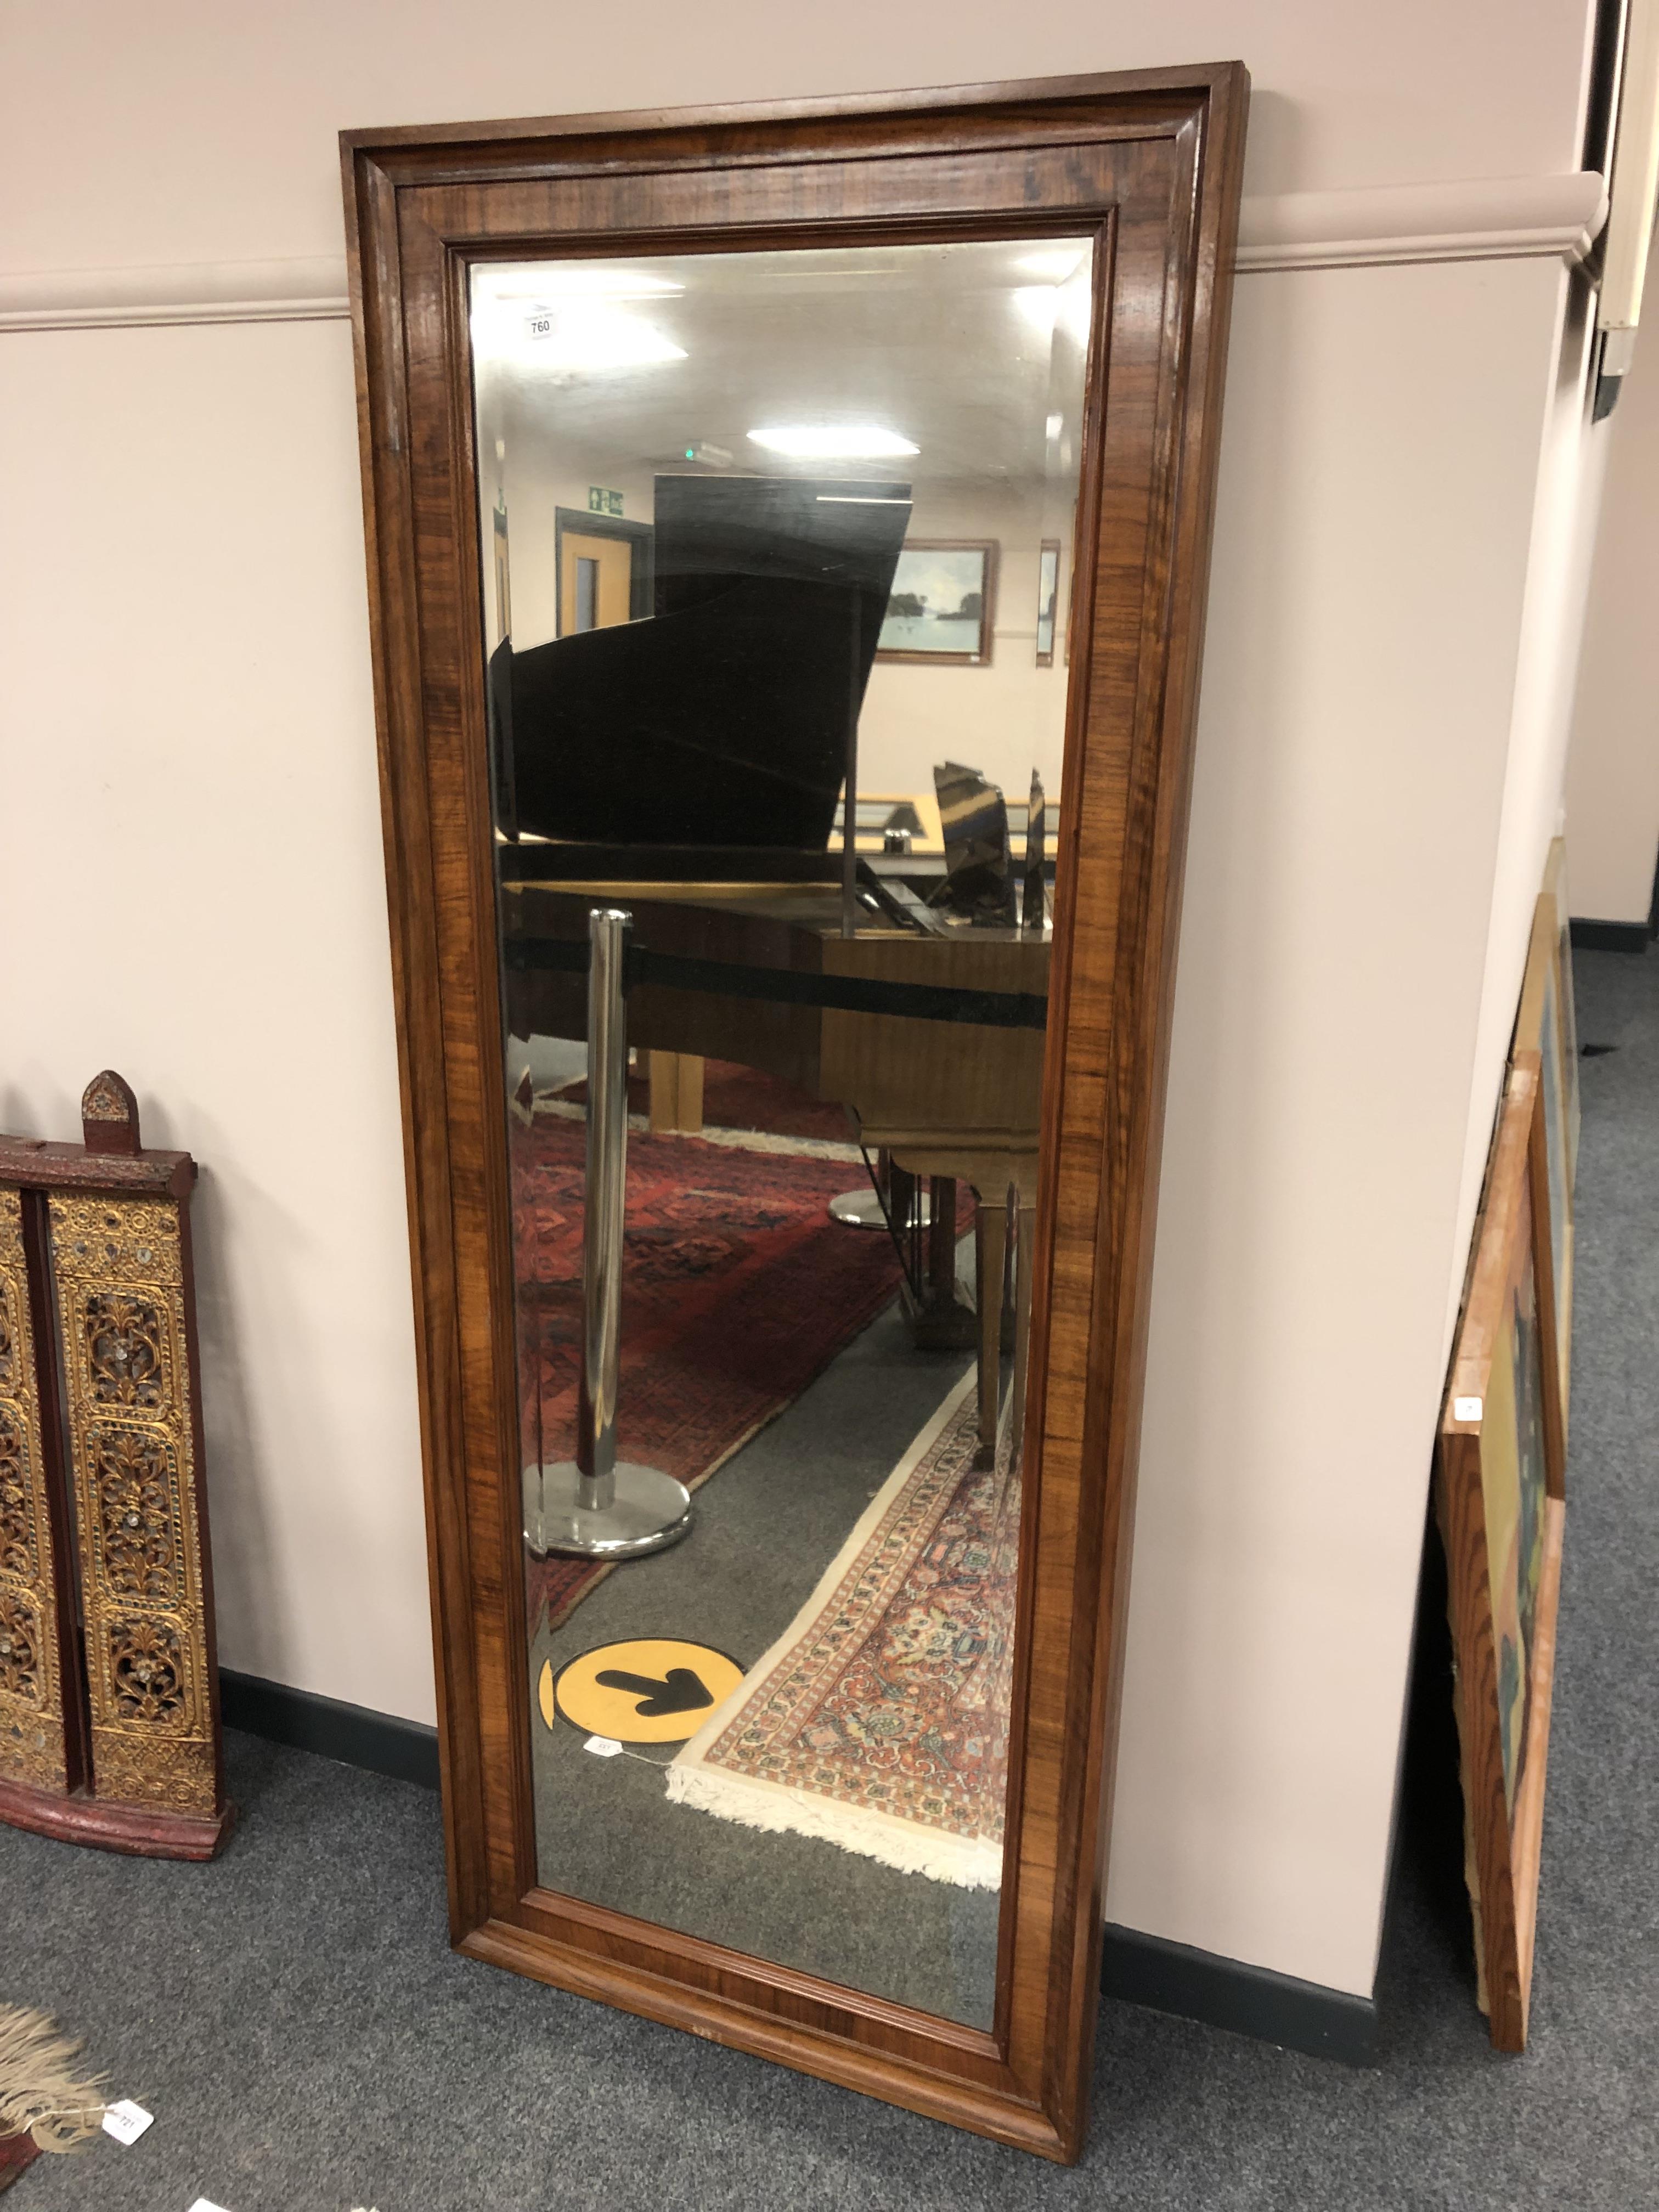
[[593, 1666, 713, 1717]]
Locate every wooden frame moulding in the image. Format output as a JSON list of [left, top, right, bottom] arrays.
[[1539, 837, 1581, 1190], [1436, 1055, 1566, 2051], [341, 66, 1249, 2161], [1531, 880, 1575, 1433]]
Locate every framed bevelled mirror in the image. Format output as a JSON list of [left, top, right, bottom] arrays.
[[343, 67, 1246, 2162]]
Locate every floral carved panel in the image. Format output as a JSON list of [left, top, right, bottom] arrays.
[[92, 1426, 182, 1602], [49, 1193, 215, 1818], [0, 1186, 71, 1796]]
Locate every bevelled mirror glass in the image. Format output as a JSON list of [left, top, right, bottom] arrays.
[[472, 238, 1091, 2028], [346, 71, 1245, 2159]]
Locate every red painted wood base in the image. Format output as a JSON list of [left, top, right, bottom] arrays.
[[0, 2129, 41, 2192], [0, 1779, 235, 1861]]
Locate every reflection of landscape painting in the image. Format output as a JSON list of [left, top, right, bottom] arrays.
[[877, 540, 998, 664]]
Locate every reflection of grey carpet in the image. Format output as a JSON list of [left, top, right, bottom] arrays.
[[530, 1298, 1000, 2027]]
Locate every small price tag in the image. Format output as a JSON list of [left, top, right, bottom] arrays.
[[100, 2099, 154, 2146], [584, 1734, 624, 1758], [1452, 1396, 1483, 1423]]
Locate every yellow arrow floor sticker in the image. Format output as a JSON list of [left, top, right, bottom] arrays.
[[544, 1638, 746, 1745]]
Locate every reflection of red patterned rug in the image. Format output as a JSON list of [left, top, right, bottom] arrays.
[[667, 1372, 1017, 1889], [558, 1058, 853, 1146], [514, 1115, 900, 1635]]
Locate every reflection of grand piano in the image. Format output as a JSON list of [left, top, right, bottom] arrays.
[[489, 475, 910, 851], [492, 471, 1049, 1452]]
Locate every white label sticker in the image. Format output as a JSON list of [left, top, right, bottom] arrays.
[[1453, 1396, 1483, 1422], [100, 2098, 154, 2146], [584, 1734, 624, 1758], [187, 2199, 233, 2211]]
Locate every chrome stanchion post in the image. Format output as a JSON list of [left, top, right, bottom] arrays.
[[577, 906, 629, 1515], [523, 907, 693, 1560]]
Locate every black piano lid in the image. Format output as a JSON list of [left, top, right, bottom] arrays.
[[490, 475, 911, 859]]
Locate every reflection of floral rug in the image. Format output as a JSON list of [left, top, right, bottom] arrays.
[[667, 1372, 1018, 1889], [514, 1114, 900, 1637], [556, 1058, 855, 1147]]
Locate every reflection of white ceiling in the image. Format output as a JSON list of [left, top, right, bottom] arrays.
[[471, 239, 1093, 489]]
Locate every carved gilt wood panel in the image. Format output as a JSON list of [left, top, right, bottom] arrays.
[[0, 1186, 72, 1796], [48, 1191, 217, 1819]]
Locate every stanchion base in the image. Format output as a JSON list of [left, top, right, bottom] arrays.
[[524, 1460, 693, 1560], [828, 1187, 932, 1231]]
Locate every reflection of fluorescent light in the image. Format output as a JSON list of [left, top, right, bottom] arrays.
[[1013, 286, 1058, 337], [1058, 270, 1092, 348], [748, 425, 919, 457], [1015, 276, 1092, 349], [816, 495, 914, 505], [1045, 413, 1063, 439], [471, 300, 686, 370], [488, 270, 683, 300], [1017, 250, 1086, 282]]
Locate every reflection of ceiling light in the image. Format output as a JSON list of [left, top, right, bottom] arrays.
[[1057, 270, 1092, 348], [1013, 285, 1059, 337], [748, 425, 919, 458], [1017, 250, 1086, 282], [1014, 275, 1092, 349], [487, 270, 684, 300], [471, 300, 686, 370]]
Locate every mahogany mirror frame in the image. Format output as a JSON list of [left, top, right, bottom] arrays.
[[342, 64, 1247, 2164]]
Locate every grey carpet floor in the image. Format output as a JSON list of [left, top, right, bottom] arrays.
[[2, 945, 1655, 2209]]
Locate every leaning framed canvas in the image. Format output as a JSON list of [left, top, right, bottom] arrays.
[[1437, 1053, 1567, 2050], [875, 539, 998, 664]]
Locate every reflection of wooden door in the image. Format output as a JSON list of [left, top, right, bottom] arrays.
[[560, 532, 633, 633]]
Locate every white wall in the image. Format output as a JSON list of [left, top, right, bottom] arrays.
[[0, 0, 1606, 1999], [0, 318, 430, 1719], [1564, 245, 1659, 924], [1111, 255, 1592, 1990], [0, 0, 1601, 270], [1448, 270, 1606, 1348]]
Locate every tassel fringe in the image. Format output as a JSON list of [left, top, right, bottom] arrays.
[[0, 2006, 106, 2153]]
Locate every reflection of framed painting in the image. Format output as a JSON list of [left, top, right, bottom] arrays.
[[1437, 1054, 1566, 2051], [1515, 888, 1573, 1426], [876, 539, 998, 665], [1035, 539, 1062, 666]]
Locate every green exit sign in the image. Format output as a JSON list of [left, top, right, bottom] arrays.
[[588, 487, 624, 517]]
